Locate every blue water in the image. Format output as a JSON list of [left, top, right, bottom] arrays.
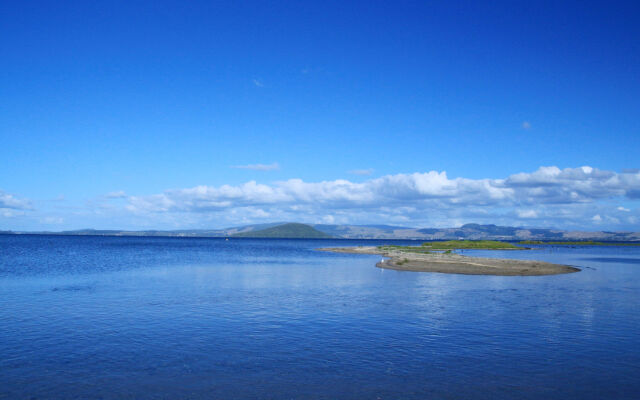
[[1, 235, 639, 399]]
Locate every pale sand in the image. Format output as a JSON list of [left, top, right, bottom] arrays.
[[318, 246, 580, 276]]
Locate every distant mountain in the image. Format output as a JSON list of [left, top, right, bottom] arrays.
[[232, 223, 333, 239], [312, 224, 411, 239], [309, 223, 639, 241], [4, 223, 639, 241], [31, 223, 289, 238]]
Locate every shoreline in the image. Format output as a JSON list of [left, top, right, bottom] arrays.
[[318, 246, 580, 276]]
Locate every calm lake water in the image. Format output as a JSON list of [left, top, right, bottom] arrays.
[[1, 235, 639, 399]]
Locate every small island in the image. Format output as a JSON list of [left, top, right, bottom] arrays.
[[319, 240, 579, 276]]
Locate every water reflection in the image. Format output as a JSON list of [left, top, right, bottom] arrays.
[[0, 236, 639, 399]]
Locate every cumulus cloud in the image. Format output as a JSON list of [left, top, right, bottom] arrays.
[[618, 206, 631, 212], [522, 121, 532, 130], [124, 166, 640, 229], [322, 215, 335, 224], [231, 162, 280, 171], [517, 209, 538, 218], [252, 79, 264, 87], [349, 168, 374, 176], [0, 190, 32, 210], [503, 166, 640, 204]]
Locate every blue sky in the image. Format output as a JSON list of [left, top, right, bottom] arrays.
[[1, 1, 639, 231]]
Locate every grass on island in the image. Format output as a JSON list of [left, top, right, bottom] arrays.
[[520, 240, 640, 246], [422, 240, 520, 249], [378, 240, 521, 253], [378, 245, 434, 254]]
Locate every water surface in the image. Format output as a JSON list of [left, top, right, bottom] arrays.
[[1, 235, 639, 399]]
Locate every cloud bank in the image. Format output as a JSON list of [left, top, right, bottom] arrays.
[[124, 166, 640, 229], [2, 167, 638, 230]]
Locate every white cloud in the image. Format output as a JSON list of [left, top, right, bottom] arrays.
[[349, 168, 374, 176], [231, 162, 280, 171], [517, 209, 538, 218], [504, 166, 640, 203], [1, 209, 26, 218], [8, 166, 627, 230], [106, 190, 127, 199], [41, 216, 64, 224], [522, 121, 532, 130], [123, 166, 640, 230], [0, 190, 32, 210], [252, 79, 264, 87], [322, 215, 335, 224]]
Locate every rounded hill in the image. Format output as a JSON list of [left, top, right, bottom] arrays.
[[232, 223, 333, 239]]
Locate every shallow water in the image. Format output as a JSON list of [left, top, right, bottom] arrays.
[[1, 235, 639, 399]]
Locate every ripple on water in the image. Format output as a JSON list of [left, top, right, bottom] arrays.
[[0, 236, 639, 399]]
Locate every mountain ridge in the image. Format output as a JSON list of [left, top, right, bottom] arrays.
[[3, 223, 639, 241]]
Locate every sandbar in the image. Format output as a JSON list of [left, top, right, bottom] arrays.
[[318, 246, 580, 276]]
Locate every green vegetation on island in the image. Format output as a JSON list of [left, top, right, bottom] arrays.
[[232, 223, 333, 239], [422, 240, 521, 249], [519, 240, 640, 246], [378, 245, 434, 254], [377, 240, 521, 254]]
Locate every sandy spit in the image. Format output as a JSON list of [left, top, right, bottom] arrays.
[[317, 246, 580, 276]]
